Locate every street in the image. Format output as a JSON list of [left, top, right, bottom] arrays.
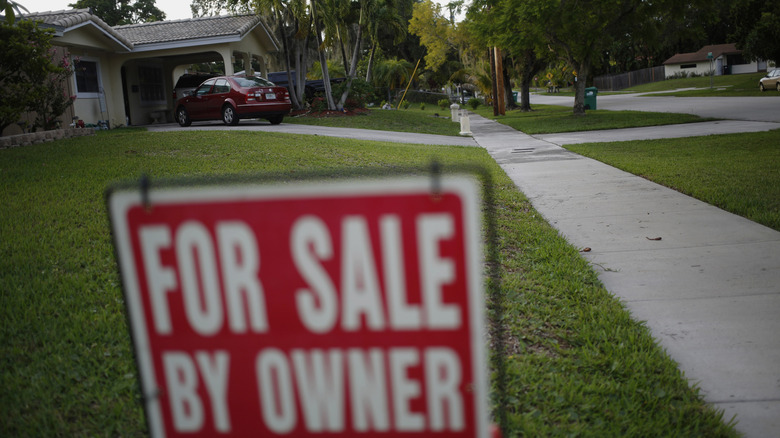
[[530, 92, 780, 123]]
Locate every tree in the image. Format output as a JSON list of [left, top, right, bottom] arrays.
[[28, 51, 76, 131], [731, 0, 780, 64], [516, 0, 681, 116], [1, 0, 28, 24], [373, 57, 412, 101], [364, 0, 406, 83], [466, 0, 550, 112], [68, 0, 165, 25], [251, 0, 315, 111], [0, 20, 73, 135], [408, 0, 452, 72]]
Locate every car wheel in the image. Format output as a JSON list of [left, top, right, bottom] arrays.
[[176, 107, 191, 127], [268, 115, 284, 125], [222, 104, 239, 126], [759, 83, 765, 92]]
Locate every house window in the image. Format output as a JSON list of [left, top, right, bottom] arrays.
[[680, 64, 696, 69], [75, 59, 100, 94], [138, 66, 165, 105]]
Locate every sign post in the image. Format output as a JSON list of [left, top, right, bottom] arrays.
[[108, 176, 488, 438]]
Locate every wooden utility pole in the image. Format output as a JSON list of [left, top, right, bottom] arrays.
[[489, 48, 498, 116], [494, 47, 506, 115]]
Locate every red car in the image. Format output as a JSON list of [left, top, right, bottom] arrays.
[[174, 75, 291, 126]]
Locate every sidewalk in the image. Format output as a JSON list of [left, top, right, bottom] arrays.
[[467, 113, 780, 438]]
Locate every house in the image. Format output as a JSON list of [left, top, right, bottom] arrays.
[[663, 43, 769, 78], [5, 9, 282, 136]]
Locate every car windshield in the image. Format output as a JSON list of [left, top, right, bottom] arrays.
[[233, 76, 275, 88]]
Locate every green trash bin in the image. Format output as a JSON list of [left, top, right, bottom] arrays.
[[584, 86, 598, 110], [512, 91, 518, 103]]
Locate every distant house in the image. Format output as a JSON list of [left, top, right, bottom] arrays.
[[663, 43, 769, 78], [5, 9, 282, 136]]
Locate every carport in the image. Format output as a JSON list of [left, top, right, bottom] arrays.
[[114, 14, 282, 125]]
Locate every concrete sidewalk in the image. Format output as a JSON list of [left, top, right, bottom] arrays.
[[467, 113, 780, 438], [147, 121, 479, 147]]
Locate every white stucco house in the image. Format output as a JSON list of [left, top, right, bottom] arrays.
[[663, 43, 769, 78], [5, 9, 282, 136]]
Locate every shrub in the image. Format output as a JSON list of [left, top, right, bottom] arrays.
[[420, 103, 426, 111], [467, 98, 480, 110], [438, 98, 450, 109], [310, 96, 327, 112], [331, 78, 376, 109]]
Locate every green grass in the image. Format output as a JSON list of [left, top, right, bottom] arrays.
[[565, 130, 780, 231], [285, 106, 461, 136], [0, 129, 737, 437], [471, 104, 712, 135], [625, 72, 776, 97]]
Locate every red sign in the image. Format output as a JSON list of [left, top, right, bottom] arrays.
[[108, 177, 487, 437]]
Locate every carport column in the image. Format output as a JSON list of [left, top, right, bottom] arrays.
[[242, 52, 252, 75], [255, 55, 267, 78], [220, 49, 235, 75]]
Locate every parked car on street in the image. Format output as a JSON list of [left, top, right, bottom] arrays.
[[174, 75, 291, 126], [759, 69, 780, 92], [172, 73, 217, 100]]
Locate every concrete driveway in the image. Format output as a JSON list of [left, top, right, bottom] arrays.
[[530, 92, 780, 122]]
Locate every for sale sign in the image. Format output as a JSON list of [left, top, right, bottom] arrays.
[[108, 176, 487, 438]]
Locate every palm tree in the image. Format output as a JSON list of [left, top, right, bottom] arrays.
[[364, 0, 406, 83], [1, 0, 28, 24], [374, 57, 412, 102], [253, 0, 313, 110]]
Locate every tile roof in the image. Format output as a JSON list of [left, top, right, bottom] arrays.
[[20, 9, 275, 52], [664, 43, 742, 65], [22, 8, 134, 49], [114, 14, 264, 46]]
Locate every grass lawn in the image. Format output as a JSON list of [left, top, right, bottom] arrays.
[[470, 104, 712, 135], [528, 72, 779, 97], [565, 130, 780, 231], [0, 129, 737, 436], [285, 106, 461, 136], [626, 72, 775, 97]]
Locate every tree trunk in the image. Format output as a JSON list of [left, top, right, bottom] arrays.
[[365, 41, 376, 83], [311, 0, 336, 111], [519, 74, 533, 111], [572, 60, 590, 116], [502, 56, 514, 110], [278, 11, 302, 110], [338, 21, 363, 110]]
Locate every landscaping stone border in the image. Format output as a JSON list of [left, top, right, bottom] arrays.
[[0, 128, 95, 149]]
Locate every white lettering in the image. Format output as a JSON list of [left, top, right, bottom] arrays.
[[348, 348, 390, 431], [341, 216, 385, 331], [163, 352, 204, 432], [139, 226, 177, 334], [292, 349, 345, 432], [216, 222, 267, 333], [389, 348, 424, 431], [195, 351, 231, 433], [425, 348, 464, 431], [256, 348, 296, 434], [176, 221, 223, 335], [292, 216, 338, 333], [381, 215, 421, 330], [417, 214, 460, 329]]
